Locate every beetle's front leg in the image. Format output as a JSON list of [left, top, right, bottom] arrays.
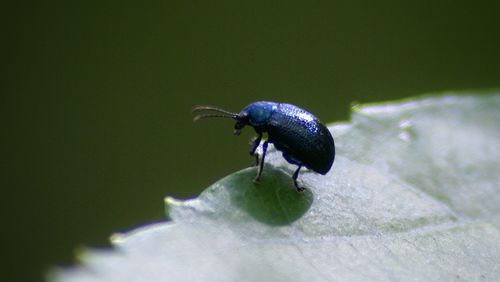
[[253, 140, 268, 183], [249, 133, 262, 166]]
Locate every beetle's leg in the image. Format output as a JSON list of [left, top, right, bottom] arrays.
[[253, 140, 268, 183], [282, 153, 305, 192], [292, 165, 305, 192], [249, 133, 262, 166]]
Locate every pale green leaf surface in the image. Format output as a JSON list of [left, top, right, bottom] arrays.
[[51, 93, 500, 282]]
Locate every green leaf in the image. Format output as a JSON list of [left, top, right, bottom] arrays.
[[50, 92, 500, 282]]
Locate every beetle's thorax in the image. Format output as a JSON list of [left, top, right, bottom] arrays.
[[244, 101, 277, 126], [233, 101, 278, 134]]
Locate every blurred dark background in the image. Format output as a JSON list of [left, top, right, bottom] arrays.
[[3, 1, 500, 281]]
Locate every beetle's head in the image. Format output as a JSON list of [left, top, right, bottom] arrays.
[[233, 111, 250, 136], [192, 105, 245, 135], [192, 102, 276, 136]]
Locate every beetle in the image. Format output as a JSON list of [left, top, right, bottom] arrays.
[[192, 101, 335, 192]]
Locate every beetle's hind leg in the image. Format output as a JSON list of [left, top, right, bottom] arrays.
[[292, 165, 305, 192], [253, 140, 268, 183], [283, 153, 305, 192]]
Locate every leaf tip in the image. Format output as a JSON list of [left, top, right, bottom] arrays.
[[164, 196, 184, 219], [164, 196, 184, 206], [110, 232, 126, 244]]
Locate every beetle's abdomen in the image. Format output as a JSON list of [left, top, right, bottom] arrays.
[[267, 103, 335, 174]]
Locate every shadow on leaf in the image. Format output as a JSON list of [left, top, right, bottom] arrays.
[[228, 167, 313, 226]]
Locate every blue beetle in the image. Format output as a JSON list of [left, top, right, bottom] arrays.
[[192, 101, 335, 192]]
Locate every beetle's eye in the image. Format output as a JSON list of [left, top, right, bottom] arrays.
[[234, 122, 244, 130], [233, 122, 243, 135]]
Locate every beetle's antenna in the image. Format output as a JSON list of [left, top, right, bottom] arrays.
[[192, 106, 237, 116], [193, 113, 236, 122], [192, 105, 238, 122]]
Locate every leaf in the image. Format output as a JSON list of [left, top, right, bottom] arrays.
[[50, 92, 500, 282]]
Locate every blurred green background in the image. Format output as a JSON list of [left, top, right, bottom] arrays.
[[3, 1, 500, 281]]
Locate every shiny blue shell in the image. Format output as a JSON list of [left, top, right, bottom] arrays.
[[240, 101, 335, 174]]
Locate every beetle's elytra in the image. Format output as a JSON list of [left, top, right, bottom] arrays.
[[192, 101, 335, 192]]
